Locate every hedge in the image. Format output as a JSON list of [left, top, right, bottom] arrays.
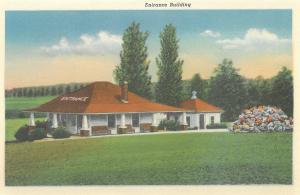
[[52, 127, 71, 139], [206, 123, 228, 129]]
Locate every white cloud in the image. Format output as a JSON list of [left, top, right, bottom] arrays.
[[200, 30, 221, 38], [216, 28, 290, 50], [40, 31, 122, 56]]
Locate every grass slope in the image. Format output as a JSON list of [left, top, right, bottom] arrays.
[[5, 132, 292, 185], [5, 96, 56, 110]]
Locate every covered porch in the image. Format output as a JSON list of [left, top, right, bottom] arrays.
[[27, 111, 189, 136]]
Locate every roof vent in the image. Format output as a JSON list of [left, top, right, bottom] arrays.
[[120, 81, 128, 103], [191, 91, 197, 100]]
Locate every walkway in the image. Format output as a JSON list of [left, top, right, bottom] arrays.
[[35, 129, 229, 142]]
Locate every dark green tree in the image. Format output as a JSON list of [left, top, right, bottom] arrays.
[[155, 24, 184, 106], [246, 76, 273, 107], [44, 87, 49, 96], [57, 85, 64, 95], [114, 22, 152, 99], [270, 67, 293, 116], [65, 85, 71, 93], [51, 86, 57, 96], [16, 89, 22, 97], [190, 73, 206, 99], [28, 88, 33, 97], [208, 59, 247, 121], [40, 87, 45, 96]]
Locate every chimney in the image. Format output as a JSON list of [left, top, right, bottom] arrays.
[[191, 91, 197, 100], [120, 81, 128, 103]]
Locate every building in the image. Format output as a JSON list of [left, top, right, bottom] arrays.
[[25, 81, 189, 136], [25, 82, 223, 136], [178, 91, 223, 130]]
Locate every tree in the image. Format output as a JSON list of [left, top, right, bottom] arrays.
[[45, 87, 49, 96], [65, 85, 71, 93], [270, 67, 293, 116], [113, 22, 152, 99], [208, 59, 247, 121], [51, 86, 57, 96], [155, 24, 184, 106], [57, 85, 64, 95], [246, 76, 273, 107], [28, 88, 33, 97], [190, 73, 206, 99]]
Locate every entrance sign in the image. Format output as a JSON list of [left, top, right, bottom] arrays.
[[60, 97, 89, 102]]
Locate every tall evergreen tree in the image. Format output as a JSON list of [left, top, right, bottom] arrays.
[[270, 67, 293, 116], [208, 59, 247, 121], [114, 22, 152, 99], [190, 73, 206, 99], [155, 24, 184, 106]]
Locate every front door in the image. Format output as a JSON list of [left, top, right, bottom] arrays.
[[199, 114, 205, 129]]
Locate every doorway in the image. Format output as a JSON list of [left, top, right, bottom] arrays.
[[199, 114, 205, 129]]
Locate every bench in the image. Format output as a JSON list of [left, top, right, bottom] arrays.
[[117, 125, 135, 134], [91, 126, 110, 136], [140, 123, 152, 133]]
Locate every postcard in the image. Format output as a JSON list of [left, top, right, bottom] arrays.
[[1, 1, 299, 195]]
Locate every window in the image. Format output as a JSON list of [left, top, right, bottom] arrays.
[[132, 113, 139, 127], [210, 116, 215, 125], [108, 114, 116, 128]]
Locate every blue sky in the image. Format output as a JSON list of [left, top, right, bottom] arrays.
[[5, 10, 292, 88]]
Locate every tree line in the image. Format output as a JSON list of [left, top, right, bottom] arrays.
[[113, 22, 293, 121], [5, 83, 88, 98]]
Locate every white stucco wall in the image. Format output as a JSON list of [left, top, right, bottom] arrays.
[[205, 113, 221, 125], [186, 113, 199, 128], [187, 112, 222, 129]]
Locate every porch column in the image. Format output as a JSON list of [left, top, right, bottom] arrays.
[[120, 113, 126, 128], [180, 112, 188, 130], [52, 113, 58, 128], [82, 114, 88, 130], [152, 113, 157, 126], [151, 113, 158, 132], [28, 112, 35, 127], [80, 114, 90, 136], [181, 112, 187, 125]]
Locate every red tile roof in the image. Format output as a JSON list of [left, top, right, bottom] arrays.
[[179, 98, 223, 112], [26, 81, 188, 113]]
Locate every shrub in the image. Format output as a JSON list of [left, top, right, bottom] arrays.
[[15, 125, 29, 141], [158, 119, 180, 131], [28, 128, 47, 141], [187, 126, 198, 130], [206, 123, 227, 129], [35, 120, 47, 128], [52, 127, 71, 139]]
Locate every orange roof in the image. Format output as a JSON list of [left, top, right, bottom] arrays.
[[179, 98, 223, 112], [26, 81, 188, 113]]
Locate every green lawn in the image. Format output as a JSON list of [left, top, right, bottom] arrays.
[[5, 118, 45, 141], [5, 132, 292, 185], [5, 96, 56, 110], [5, 96, 54, 140]]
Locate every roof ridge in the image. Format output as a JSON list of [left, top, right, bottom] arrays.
[[82, 82, 97, 113]]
